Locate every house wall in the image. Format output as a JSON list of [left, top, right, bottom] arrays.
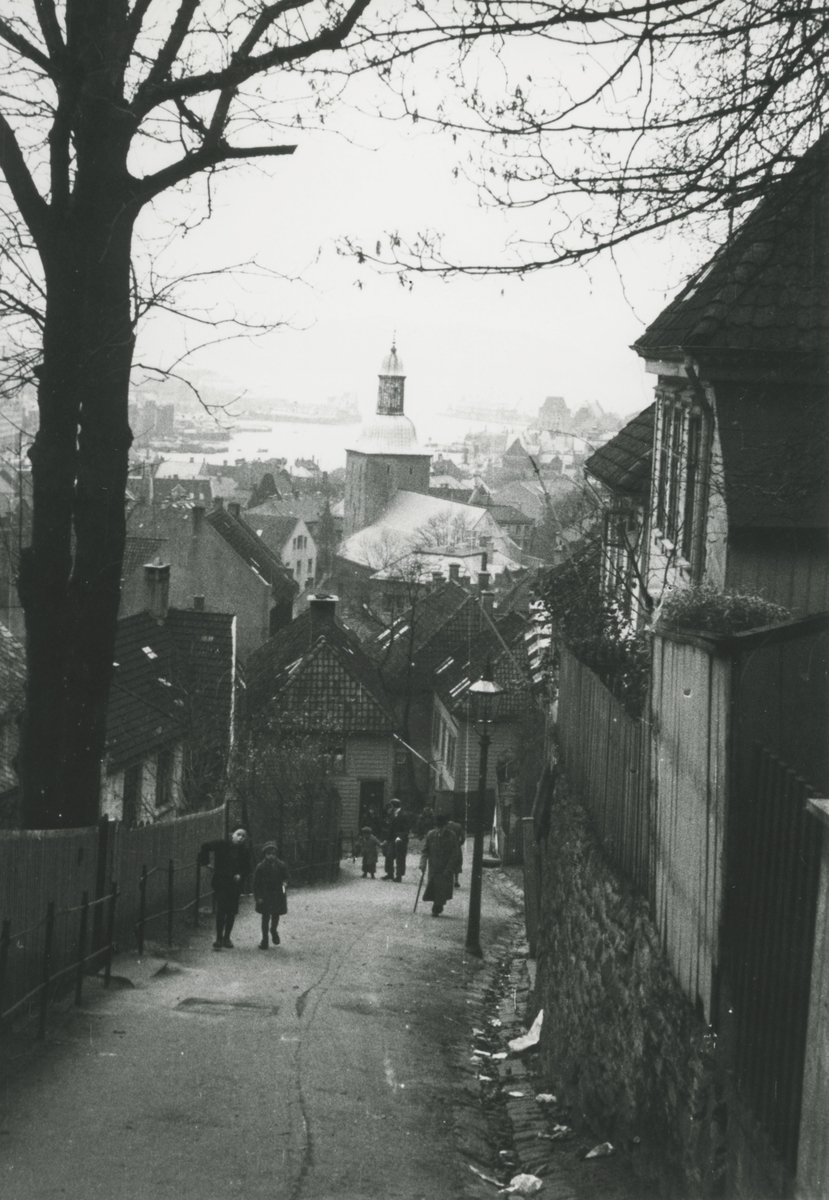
[[101, 744, 184, 824], [121, 507, 272, 660], [797, 801, 829, 1200], [282, 519, 318, 590], [726, 529, 829, 616], [337, 734, 395, 836]]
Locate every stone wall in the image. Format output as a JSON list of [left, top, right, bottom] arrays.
[[533, 778, 727, 1197]]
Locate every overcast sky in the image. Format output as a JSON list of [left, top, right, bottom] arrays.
[[133, 54, 709, 424]]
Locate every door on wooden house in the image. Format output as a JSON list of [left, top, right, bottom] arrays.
[[359, 780, 385, 834]]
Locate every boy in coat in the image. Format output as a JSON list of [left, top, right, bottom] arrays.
[[253, 842, 288, 948], [200, 826, 251, 950]]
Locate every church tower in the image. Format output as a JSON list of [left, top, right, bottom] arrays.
[[344, 342, 432, 538]]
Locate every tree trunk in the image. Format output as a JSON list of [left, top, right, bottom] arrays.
[[18, 201, 135, 828]]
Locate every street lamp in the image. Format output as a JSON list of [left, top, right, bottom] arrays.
[[465, 663, 504, 958]]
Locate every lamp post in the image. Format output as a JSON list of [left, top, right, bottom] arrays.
[[465, 665, 504, 958]]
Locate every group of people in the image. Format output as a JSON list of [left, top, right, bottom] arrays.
[[200, 828, 288, 951], [199, 802, 467, 951], [358, 801, 465, 918]]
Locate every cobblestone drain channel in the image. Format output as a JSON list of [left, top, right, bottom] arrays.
[[452, 871, 650, 1200]]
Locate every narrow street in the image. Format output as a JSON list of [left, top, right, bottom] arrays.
[[1, 849, 518, 1200]]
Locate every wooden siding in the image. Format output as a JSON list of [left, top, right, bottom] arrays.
[[727, 530, 829, 618], [337, 734, 394, 836], [651, 635, 728, 1022], [558, 648, 651, 897]]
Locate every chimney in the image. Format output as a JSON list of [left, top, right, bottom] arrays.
[[432, 572, 444, 586], [192, 505, 204, 535], [309, 593, 338, 644], [144, 561, 170, 621], [481, 590, 495, 614], [448, 563, 460, 583], [478, 570, 491, 593], [193, 595, 205, 611], [228, 501, 241, 519], [480, 549, 489, 572]]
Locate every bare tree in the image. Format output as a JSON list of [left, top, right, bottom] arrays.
[[0, 0, 410, 828], [347, 0, 829, 273]]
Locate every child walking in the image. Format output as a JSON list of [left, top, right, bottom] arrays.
[[359, 826, 383, 878], [253, 842, 288, 949]]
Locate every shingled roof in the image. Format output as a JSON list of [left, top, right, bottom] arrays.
[[246, 610, 395, 733], [106, 609, 234, 772], [583, 404, 655, 504], [634, 133, 829, 360]]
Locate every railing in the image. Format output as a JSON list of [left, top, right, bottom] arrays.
[[0, 807, 223, 1035]]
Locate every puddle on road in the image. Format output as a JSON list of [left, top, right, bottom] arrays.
[[175, 997, 279, 1016]]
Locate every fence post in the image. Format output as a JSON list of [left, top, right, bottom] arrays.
[[92, 816, 110, 951], [37, 901, 55, 1040], [167, 859, 174, 946], [138, 865, 147, 956], [103, 882, 117, 988], [0, 919, 10, 1018], [75, 891, 89, 1006], [194, 854, 201, 926]]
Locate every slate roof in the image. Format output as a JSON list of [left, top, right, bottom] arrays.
[[583, 404, 656, 504], [206, 505, 296, 601], [486, 503, 535, 527], [634, 133, 829, 359], [152, 477, 213, 506], [121, 536, 167, 581], [247, 495, 328, 523], [367, 582, 532, 719], [246, 611, 395, 733], [248, 513, 302, 554], [106, 609, 234, 772]]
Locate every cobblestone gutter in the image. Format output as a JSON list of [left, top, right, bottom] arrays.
[[451, 872, 649, 1200]]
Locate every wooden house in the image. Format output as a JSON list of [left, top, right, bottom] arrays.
[[246, 594, 397, 838], [103, 564, 237, 823], [592, 133, 829, 619]]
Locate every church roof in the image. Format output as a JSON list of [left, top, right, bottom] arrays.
[[380, 343, 405, 376], [347, 413, 428, 456]]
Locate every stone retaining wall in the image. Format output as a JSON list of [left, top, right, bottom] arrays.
[[533, 778, 727, 1197]]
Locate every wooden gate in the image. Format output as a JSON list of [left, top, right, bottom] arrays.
[[728, 743, 823, 1174]]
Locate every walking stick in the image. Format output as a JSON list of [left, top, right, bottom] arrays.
[[413, 867, 426, 913]]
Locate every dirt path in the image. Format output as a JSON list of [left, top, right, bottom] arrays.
[[0, 850, 517, 1200]]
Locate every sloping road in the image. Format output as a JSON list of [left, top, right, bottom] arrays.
[[1, 849, 518, 1200]]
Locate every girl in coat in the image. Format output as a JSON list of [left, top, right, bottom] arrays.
[[358, 826, 383, 878], [253, 842, 288, 949]]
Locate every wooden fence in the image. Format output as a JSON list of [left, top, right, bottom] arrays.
[[0, 807, 223, 1029], [557, 647, 651, 897]]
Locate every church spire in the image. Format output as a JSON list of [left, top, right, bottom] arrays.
[[377, 339, 405, 416]]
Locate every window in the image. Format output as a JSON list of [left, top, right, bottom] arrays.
[[307, 559, 313, 575], [432, 707, 441, 751], [446, 732, 457, 777], [655, 395, 707, 571]]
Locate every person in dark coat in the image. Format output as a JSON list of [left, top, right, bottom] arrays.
[[200, 826, 252, 950], [253, 842, 288, 948], [419, 813, 461, 916], [358, 827, 383, 878], [381, 799, 410, 882], [447, 819, 464, 887]]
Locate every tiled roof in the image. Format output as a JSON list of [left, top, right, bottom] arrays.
[[106, 609, 235, 772], [121, 536, 167, 581], [363, 579, 470, 669], [0, 622, 25, 722], [247, 495, 328, 522], [634, 133, 829, 359], [206, 506, 296, 601], [583, 404, 655, 503], [246, 612, 395, 733], [248, 513, 301, 553], [486, 503, 535, 526], [152, 477, 213, 505]]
